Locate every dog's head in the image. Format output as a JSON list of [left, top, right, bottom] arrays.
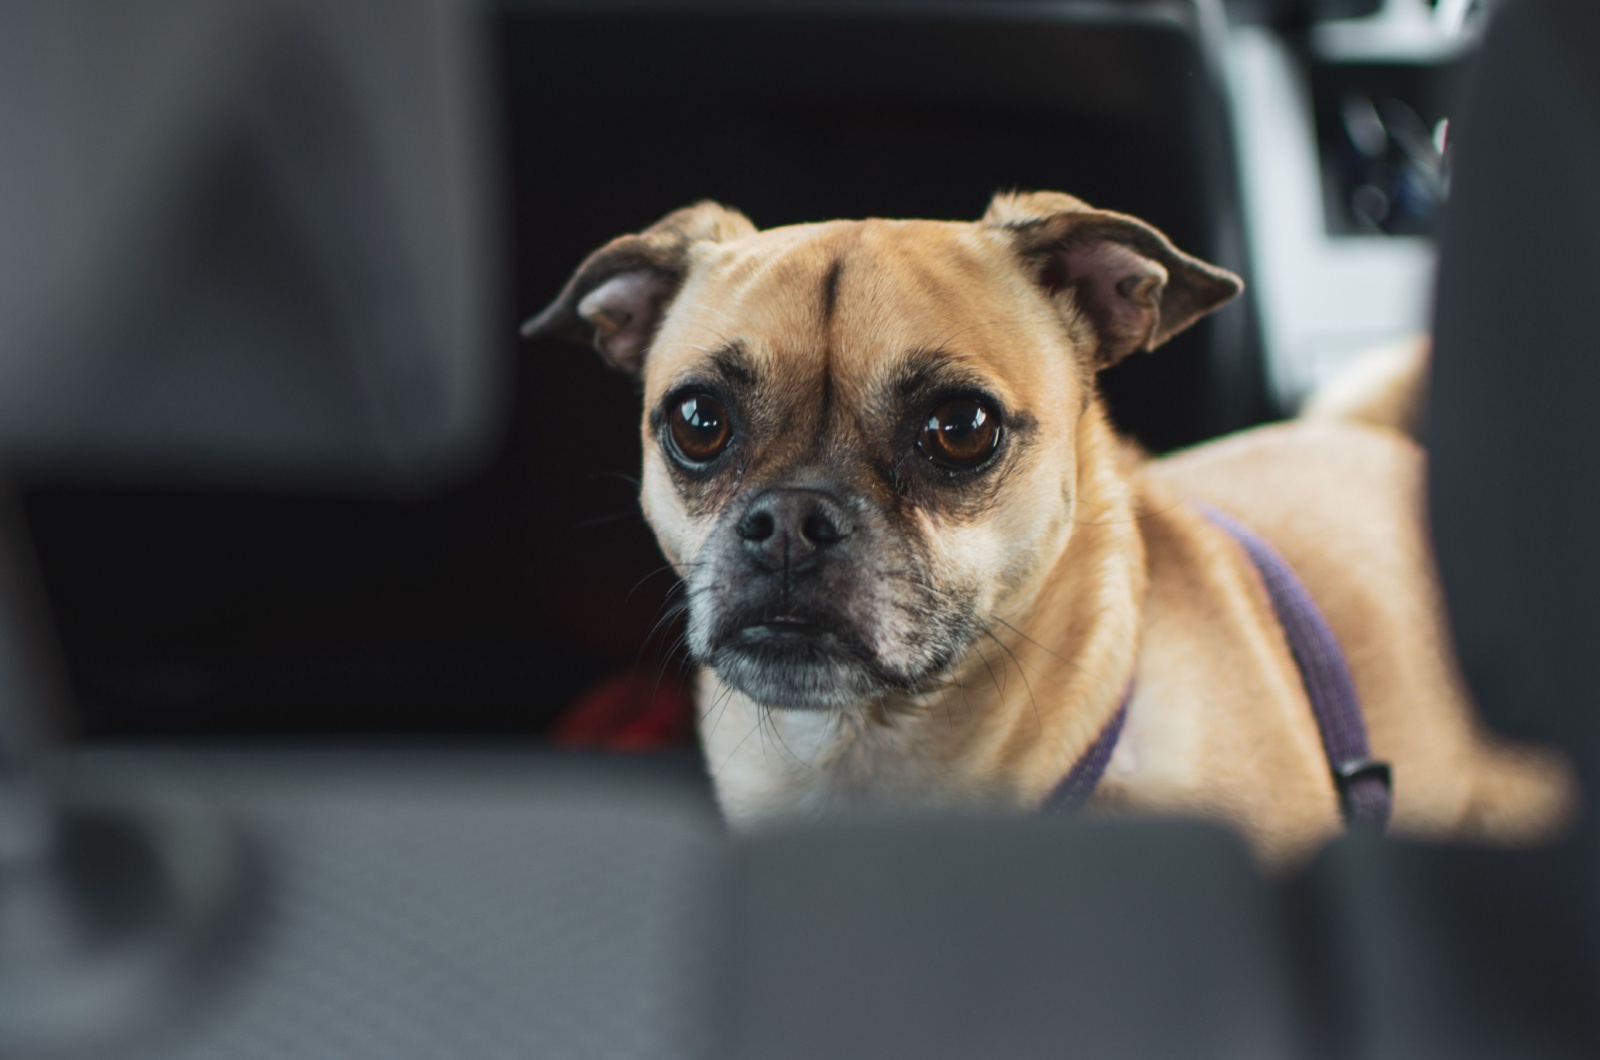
[[526, 192, 1240, 711]]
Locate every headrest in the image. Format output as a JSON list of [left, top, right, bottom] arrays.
[[0, 0, 501, 491]]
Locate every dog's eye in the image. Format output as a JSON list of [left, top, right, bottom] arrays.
[[668, 392, 732, 463], [918, 396, 1001, 471]]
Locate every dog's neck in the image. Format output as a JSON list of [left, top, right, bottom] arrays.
[[697, 402, 1148, 826]]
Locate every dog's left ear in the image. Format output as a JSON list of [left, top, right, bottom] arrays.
[[984, 191, 1242, 368], [521, 201, 756, 375]]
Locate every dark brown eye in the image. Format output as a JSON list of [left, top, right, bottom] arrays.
[[668, 392, 731, 463], [918, 396, 1001, 471]]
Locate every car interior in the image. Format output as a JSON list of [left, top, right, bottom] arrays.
[[2, 0, 1597, 1056]]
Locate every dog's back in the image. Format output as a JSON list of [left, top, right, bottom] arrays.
[[1300, 335, 1429, 436], [1137, 380, 1575, 857]]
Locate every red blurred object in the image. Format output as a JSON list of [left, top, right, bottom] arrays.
[[549, 668, 695, 749]]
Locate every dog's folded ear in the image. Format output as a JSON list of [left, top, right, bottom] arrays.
[[521, 201, 756, 375], [984, 191, 1242, 368]]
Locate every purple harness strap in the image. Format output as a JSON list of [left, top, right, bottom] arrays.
[[1044, 505, 1393, 830], [1043, 686, 1131, 812], [1199, 505, 1392, 828]]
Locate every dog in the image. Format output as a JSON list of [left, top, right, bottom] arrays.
[[525, 191, 1575, 866]]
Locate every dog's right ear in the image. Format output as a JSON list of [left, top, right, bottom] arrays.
[[521, 201, 756, 375]]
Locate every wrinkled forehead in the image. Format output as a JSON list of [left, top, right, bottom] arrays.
[[643, 219, 1067, 408]]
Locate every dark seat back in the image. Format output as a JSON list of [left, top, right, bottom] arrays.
[[505, 0, 1270, 454], [1429, 0, 1600, 790]]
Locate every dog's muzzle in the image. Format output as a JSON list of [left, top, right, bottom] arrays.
[[693, 486, 897, 711]]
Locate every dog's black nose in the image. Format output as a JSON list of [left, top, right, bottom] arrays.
[[737, 489, 852, 572]]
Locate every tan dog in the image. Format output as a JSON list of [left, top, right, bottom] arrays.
[[526, 191, 1575, 867]]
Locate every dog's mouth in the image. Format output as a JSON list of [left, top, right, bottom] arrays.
[[732, 615, 834, 645], [708, 613, 906, 711]]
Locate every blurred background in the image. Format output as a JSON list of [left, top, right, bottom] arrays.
[[11, 0, 1470, 748]]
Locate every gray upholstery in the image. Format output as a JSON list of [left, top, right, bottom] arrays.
[[66, 752, 725, 1060], [725, 818, 1294, 1060]]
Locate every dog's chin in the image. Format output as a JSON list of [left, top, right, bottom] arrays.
[[708, 621, 894, 711]]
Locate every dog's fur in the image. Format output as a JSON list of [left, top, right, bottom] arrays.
[[527, 191, 1575, 866]]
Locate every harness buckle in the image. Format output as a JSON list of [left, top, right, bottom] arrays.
[[1333, 757, 1393, 830]]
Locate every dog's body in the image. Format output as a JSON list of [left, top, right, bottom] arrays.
[[700, 414, 1570, 865], [529, 192, 1573, 866]]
